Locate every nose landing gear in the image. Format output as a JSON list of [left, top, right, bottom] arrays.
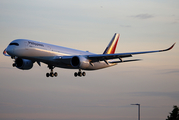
[[46, 65, 58, 77]]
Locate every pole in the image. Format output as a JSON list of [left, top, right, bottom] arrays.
[[138, 104, 140, 120], [131, 104, 140, 120]]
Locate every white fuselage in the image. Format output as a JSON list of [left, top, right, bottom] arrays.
[[4, 33, 175, 77], [6, 39, 115, 70]]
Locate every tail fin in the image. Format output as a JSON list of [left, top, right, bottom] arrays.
[[103, 33, 120, 54]]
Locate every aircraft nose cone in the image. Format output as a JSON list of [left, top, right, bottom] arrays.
[[6, 46, 14, 56], [6, 46, 10, 53]]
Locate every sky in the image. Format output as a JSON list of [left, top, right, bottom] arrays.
[[0, 0, 179, 120]]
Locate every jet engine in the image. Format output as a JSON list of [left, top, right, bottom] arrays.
[[71, 56, 90, 69], [13, 58, 33, 70]]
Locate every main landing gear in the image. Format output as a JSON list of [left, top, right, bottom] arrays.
[[46, 66, 86, 77], [46, 65, 58, 77], [74, 69, 86, 77]]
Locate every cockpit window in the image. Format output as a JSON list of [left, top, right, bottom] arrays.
[[9, 43, 19, 46]]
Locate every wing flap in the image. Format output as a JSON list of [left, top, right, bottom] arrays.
[[87, 54, 132, 62], [109, 59, 141, 63]]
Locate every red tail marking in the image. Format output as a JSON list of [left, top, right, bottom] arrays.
[[109, 35, 119, 54]]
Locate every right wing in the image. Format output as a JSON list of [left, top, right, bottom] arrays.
[[87, 43, 176, 63], [53, 43, 175, 65]]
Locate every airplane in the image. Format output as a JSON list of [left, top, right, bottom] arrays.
[[3, 33, 175, 77]]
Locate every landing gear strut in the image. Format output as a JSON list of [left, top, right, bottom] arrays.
[[46, 65, 58, 77], [74, 69, 86, 77]]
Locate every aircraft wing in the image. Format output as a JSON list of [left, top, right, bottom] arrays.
[[53, 43, 175, 64], [87, 43, 176, 63]]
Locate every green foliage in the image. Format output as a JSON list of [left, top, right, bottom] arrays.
[[166, 106, 179, 120]]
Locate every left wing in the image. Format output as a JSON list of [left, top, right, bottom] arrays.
[[87, 43, 176, 63]]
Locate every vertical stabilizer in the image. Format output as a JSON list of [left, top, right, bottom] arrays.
[[103, 33, 120, 54]]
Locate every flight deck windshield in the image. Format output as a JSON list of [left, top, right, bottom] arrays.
[[9, 43, 19, 46]]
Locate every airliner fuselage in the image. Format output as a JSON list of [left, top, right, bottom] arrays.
[[3, 33, 175, 77]]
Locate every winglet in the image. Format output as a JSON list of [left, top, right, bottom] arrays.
[[103, 33, 120, 54], [161, 43, 176, 52]]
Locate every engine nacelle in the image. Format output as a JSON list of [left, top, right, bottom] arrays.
[[71, 56, 90, 69], [15, 58, 33, 70]]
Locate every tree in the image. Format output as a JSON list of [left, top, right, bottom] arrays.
[[166, 105, 179, 120]]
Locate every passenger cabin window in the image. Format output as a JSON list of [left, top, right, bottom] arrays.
[[9, 43, 19, 46]]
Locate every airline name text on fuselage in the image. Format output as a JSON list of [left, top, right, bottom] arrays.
[[28, 41, 44, 47]]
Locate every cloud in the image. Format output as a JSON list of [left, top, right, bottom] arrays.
[[171, 19, 179, 24], [159, 69, 179, 74], [129, 91, 179, 101], [120, 25, 132, 28], [132, 14, 154, 19]]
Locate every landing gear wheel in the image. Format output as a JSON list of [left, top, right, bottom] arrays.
[[78, 72, 82, 77], [12, 63, 16, 67], [82, 72, 86, 76], [74, 72, 78, 77], [54, 72, 58, 77], [50, 72, 54, 77], [46, 73, 50, 77]]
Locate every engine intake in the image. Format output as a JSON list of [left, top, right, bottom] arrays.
[[15, 58, 33, 70], [71, 56, 80, 67], [71, 56, 90, 69]]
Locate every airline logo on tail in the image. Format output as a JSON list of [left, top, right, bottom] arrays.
[[103, 33, 120, 54]]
